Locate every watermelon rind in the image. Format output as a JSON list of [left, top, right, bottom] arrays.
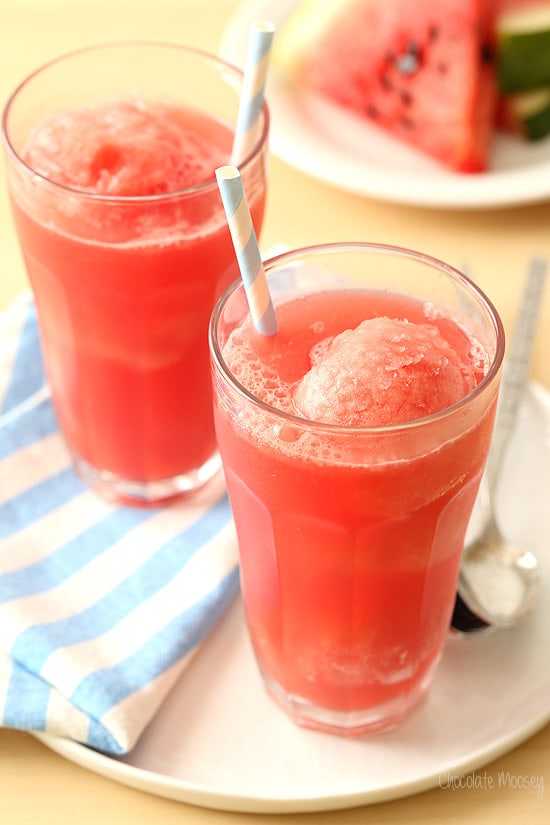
[[273, 0, 359, 78], [498, 5, 550, 92], [522, 97, 550, 139], [506, 87, 550, 139]]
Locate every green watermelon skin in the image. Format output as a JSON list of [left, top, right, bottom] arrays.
[[497, 0, 550, 92], [278, 0, 497, 172], [497, 88, 550, 139]]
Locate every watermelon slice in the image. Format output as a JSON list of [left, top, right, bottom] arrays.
[[497, 1, 550, 92], [274, 0, 498, 172], [494, 0, 550, 140]]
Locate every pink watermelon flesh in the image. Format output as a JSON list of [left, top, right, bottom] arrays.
[[290, 0, 498, 172]]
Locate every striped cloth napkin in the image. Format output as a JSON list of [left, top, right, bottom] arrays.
[[0, 292, 239, 755]]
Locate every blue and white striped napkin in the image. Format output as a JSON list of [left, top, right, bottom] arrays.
[[0, 292, 239, 755]]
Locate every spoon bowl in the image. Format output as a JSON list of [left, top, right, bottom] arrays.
[[458, 512, 540, 630]]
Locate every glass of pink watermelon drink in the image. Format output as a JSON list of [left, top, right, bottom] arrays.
[[1, 43, 268, 504], [210, 243, 504, 736]]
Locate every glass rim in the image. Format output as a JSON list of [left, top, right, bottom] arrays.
[[209, 241, 506, 436], [0, 39, 270, 205]]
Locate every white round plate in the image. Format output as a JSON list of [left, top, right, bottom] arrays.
[[36, 383, 550, 813], [220, 0, 550, 209]]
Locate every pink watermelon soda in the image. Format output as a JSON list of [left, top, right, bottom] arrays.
[[3, 43, 269, 503], [211, 244, 504, 735]]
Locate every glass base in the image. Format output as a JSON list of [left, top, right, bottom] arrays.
[[259, 661, 437, 737], [72, 451, 222, 506]]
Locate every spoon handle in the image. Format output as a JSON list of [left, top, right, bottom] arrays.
[[452, 259, 547, 634], [487, 257, 547, 492]]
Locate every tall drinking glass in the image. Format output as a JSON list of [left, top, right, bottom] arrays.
[[2, 42, 269, 504], [210, 243, 504, 736]]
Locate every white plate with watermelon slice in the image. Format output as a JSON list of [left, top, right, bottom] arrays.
[[220, 0, 550, 209]]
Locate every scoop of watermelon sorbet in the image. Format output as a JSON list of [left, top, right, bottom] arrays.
[[293, 317, 477, 427], [22, 97, 224, 196]]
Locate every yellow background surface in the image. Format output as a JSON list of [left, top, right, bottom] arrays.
[[1, 1, 549, 822]]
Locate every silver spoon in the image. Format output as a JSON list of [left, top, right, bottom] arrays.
[[452, 257, 547, 633]]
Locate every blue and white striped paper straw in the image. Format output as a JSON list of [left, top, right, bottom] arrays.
[[231, 21, 275, 165], [216, 165, 278, 336]]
